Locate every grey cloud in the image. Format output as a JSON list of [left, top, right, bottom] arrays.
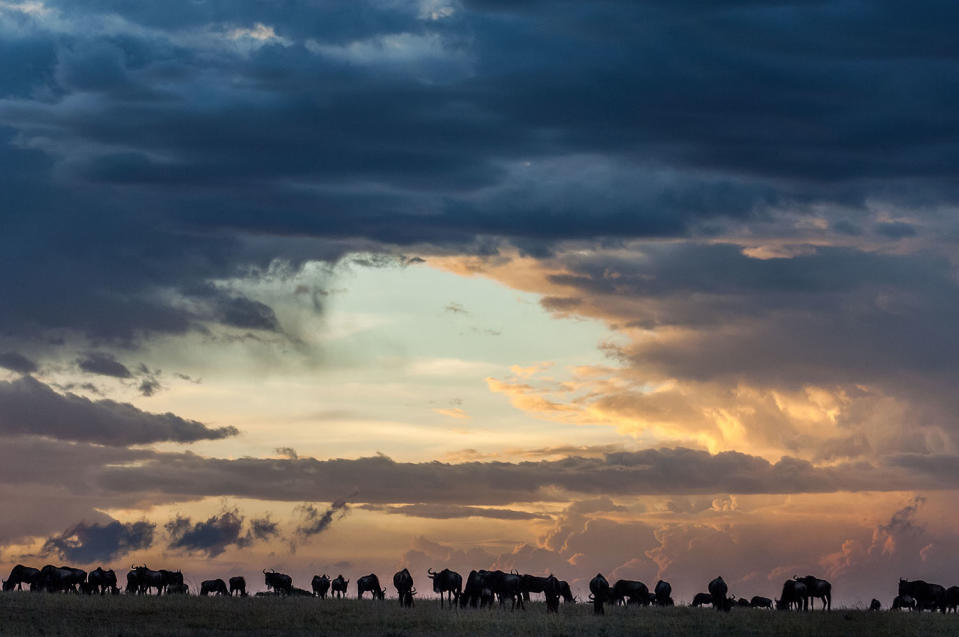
[[360, 503, 551, 521], [76, 352, 132, 378], [216, 296, 280, 332], [296, 498, 351, 538], [0, 351, 37, 374], [41, 519, 155, 564], [875, 221, 917, 239], [0, 375, 238, 445], [166, 509, 246, 558]]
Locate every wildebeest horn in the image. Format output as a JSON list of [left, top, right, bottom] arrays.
[[588, 594, 595, 601], [427, 568, 435, 576]]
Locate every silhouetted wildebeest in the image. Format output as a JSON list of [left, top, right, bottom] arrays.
[[35, 565, 86, 593], [331, 574, 349, 599], [263, 569, 293, 595], [3, 564, 39, 591], [691, 592, 712, 607], [312, 574, 330, 598], [870, 598, 882, 611], [945, 586, 959, 613], [229, 576, 247, 597], [589, 573, 610, 615], [79, 581, 98, 594], [751, 596, 773, 609], [393, 568, 415, 607], [160, 570, 183, 594], [795, 575, 831, 611], [541, 575, 561, 614], [892, 594, 916, 611], [776, 579, 807, 611], [131, 566, 165, 596], [736, 597, 751, 607], [88, 567, 117, 595], [610, 579, 649, 607], [166, 583, 189, 595], [461, 570, 491, 608], [556, 579, 575, 603], [200, 579, 228, 596], [125, 570, 138, 594], [357, 574, 386, 600], [428, 568, 462, 608], [520, 574, 553, 602], [654, 580, 672, 606], [291, 587, 313, 596], [899, 578, 945, 613], [488, 570, 524, 610], [708, 577, 732, 612]]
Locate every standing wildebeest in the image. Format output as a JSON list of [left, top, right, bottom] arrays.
[[736, 597, 751, 607], [263, 569, 293, 595], [870, 599, 882, 611], [708, 577, 732, 612], [160, 570, 183, 594], [691, 592, 712, 607], [393, 568, 415, 607], [229, 576, 247, 597], [892, 594, 916, 611], [589, 573, 610, 615], [88, 567, 117, 595], [795, 575, 831, 611], [428, 568, 462, 608], [611, 579, 649, 607], [357, 574, 386, 600], [3, 565, 39, 591], [776, 579, 807, 611], [200, 579, 229, 596], [556, 579, 575, 603], [132, 566, 165, 596], [35, 565, 86, 593], [899, 578, 946, 613], [751, 596, 773, 609], [542, 575, 561, 613], [461, 570, 491, 608], [654, 580, 672, 606], [489, 570, 524, 610], [312, 574, 330, 598], [520, 574, 553, 602], [331, 574, 349, 598], [167, 583, 189, 595], [945, 586, 959, 612]]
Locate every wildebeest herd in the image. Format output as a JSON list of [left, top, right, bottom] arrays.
[[4, 562, 959, 616]]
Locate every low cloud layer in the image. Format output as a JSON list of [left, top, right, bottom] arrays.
[[0, 376, 238, 445], [41, 519, 155, 563]]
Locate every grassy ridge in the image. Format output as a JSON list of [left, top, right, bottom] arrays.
[[0, 594, 953, 636]]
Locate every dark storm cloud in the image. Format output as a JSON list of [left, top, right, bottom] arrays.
[[0, 351, 37, 374], [3, 0, 959, 348], [41, 519, 155, 563], [77, 352, 132, 378], [0, 375, 238, 445], [166, 509, 247, 557]]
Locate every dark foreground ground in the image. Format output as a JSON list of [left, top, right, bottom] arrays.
[[0, 594, 954, 636]]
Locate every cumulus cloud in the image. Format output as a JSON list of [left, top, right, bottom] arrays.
[[41, 519, 155, 563], [165, 508, 276, 558], [0, 375, 238, 445]]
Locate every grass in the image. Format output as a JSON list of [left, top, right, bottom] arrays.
[[0, 593, 954, 636]]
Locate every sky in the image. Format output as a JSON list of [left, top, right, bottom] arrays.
[[1, 0, 958, 606]]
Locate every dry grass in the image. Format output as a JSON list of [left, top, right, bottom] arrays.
[[0, 593, 954, 636]]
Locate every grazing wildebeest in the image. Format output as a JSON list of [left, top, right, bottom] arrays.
[[945, 586, 959, 612], [542, 575, 561, 614], [489, 570, 524, 610], [160, 570, 184, 594], [795, 575, 831, 611], [3, 565, 39, 591], [708, 577, 732, 612], [870, 598, 882, 611], [167, 583, 189, 595], [461, 570, 491, 608], [88, 567, 117, 595], [263, 569, 293, 595], [892, 594, 916, 611], [427, 568, 462, 608], [125, 570, 139, 594], [557, 579, 575, 603], [751, 596, 773, 609], [200, 579, 228, 596], [611, 579, 649, 607], [899, 578, 946, 613], [589, 573, 610, 615], [393, 568, 415, 607], [312, 574, 330, 598], [357, 574, 386, 600], [331, 574, 349, 599], [691, 592, 712, 607], [79, 581, 98, 594], [35, 565, 86, 593], [654, 580, 672, 606], [132, 566, 165, 596], [737, 597, 751, 607], [229, 576, 247, 597], [291, 587, 313, 596], [776, 579, 807, 611]]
